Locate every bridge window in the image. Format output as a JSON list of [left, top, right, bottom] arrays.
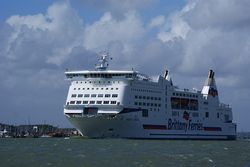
[[91, 94, 97, 97], [97, 101, 102, 104], [83, 101, 88, 104], [111, 101, 116, 104], [71, 94, 77, 98], [84, 94, 90, 97], [104, 101, 109, 104], [112, 94, 118, 98], [76, 101, 81, 104], [105, 94, 111, 98], [78, 94, 83, 97], [70, 101, 75, 104]]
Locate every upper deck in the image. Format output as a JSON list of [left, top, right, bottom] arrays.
[[65, 70, 152, 81], [65, 52, 152, 81]]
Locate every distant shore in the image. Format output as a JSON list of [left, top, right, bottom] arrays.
[[0, 122, 79, 138]]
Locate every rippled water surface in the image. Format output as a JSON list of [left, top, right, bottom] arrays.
[[0, 138, 250, 167]]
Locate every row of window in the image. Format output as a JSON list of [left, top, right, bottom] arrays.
[[73, 87, 119, 90], [172, 111, 228, 121], [131, 88, 161, 94], [75, 81, 120, 84], [69, 100, 118, 105], [135, 95, 161, 101], [67, 73, 134, 78], [173, 92, 198, 98], [171, 97, 199, 110], [71, 94, 118, 98], [134, 102, 161, 107], [172, 111, 199, 117]]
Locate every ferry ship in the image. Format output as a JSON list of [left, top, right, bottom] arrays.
[[64, 52, 237, 140]]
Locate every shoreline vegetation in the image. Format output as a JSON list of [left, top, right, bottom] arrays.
[[0, 122, 79, 138]]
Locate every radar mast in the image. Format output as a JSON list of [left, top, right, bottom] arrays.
[[95, 51, 112, 71]]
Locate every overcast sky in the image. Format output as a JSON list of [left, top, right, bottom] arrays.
[[0, 0, 249, 131]]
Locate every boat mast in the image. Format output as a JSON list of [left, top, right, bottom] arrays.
[[95, 51, 111, 71]]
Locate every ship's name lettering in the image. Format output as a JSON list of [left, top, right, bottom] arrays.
[[168, 119, 203, 131]]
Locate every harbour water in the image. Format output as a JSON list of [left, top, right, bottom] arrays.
[[0, 138, 250, 167]]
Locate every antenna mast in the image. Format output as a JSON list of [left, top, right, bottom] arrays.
[[95, 51, 112, 71]]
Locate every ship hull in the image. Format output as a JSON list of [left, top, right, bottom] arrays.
[[66, 114, 237, 140]]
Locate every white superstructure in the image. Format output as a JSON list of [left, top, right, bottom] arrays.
[[64, 52, 236, 139]]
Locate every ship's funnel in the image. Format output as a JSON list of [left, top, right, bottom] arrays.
[[205, 70, 216, 86], [202, 70, 219, 100], [164, 69, 169, 79], [164, 69, 173, 85], [208, 69, 214, 78]]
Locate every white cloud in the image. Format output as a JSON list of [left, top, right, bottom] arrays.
[[4, 1, 84, 66], [149, 15, 165, 28], [83, 11, 145, 51], [7, 14, 50, 30], [157, 0, 250, 89], [79, 0, 155, 17], [184, 0, 250, 30], [157, 4, 192, 42]]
